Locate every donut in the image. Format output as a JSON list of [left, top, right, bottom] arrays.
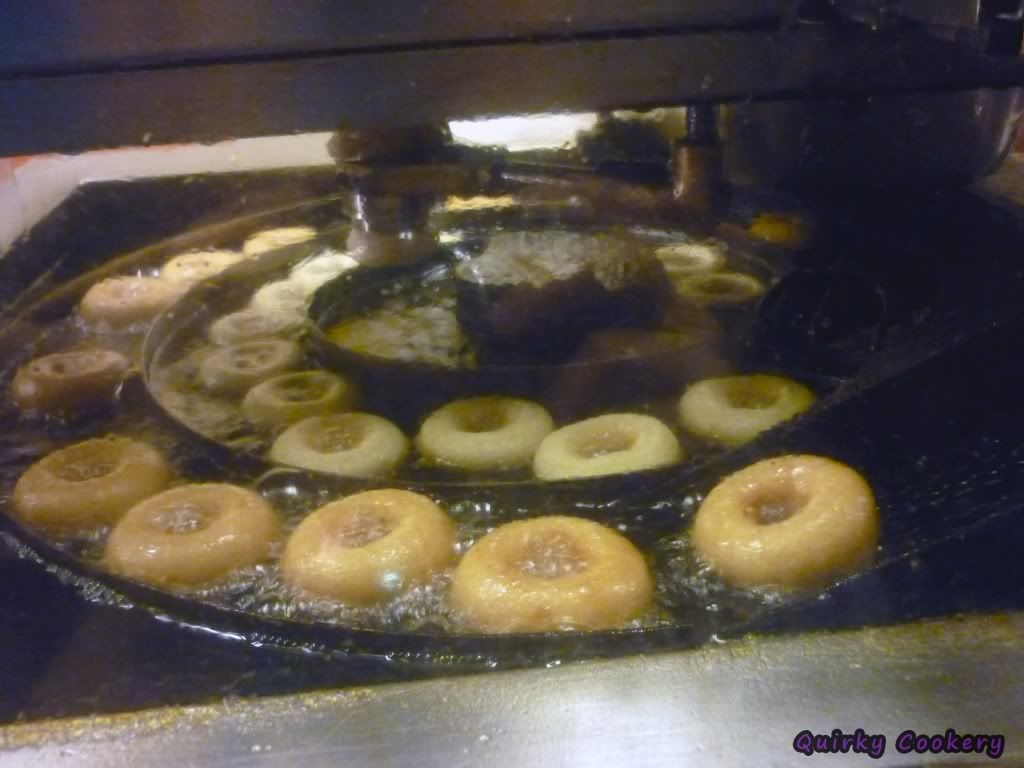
[[748, 213, 810, 246], [79, 276, 185, 327], [269, 413, 409, 477], [242, 226, 317, 257], [678, 374, 816, 446], [160, 249, 243, 285], [673, 272, 765, 307], [207, 309, 303, 346], [10, 348, 130, 414], [242, 370, 357, 429], [692, 454, 879, 589], [655, 242, 726, 276], [249, 280, 310, 316], [104, 483, 280, 588], [280, 489, 456, 605], [533, 413, 682, 480], [451, 516, 654, 632], [289, 250, 359, 293], [12, 437, 172, 531], [415, 396, 554, 471], [198, 339, 301, 394]]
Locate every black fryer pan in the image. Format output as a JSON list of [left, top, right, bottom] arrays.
[[3, 171, 1024, 665]]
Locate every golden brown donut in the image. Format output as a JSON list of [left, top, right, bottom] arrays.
[[268, 413, 409, 477], [415, 396, 554, 471], [533, 413, 682, 480], [748, 213, 810, 246], [79, 276, 186, 327], [692, 455, 879, 589], [451, 516, 654, 632], [12, 436, 172, 531], [9, 348, 130, 415], [242, 370, 357, 429], [104, 483, 280, 588], [678, 374, 816, 446], [280, 489, 457, 605]]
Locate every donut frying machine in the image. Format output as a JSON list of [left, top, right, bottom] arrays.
[[3, 2, 1024, 765]]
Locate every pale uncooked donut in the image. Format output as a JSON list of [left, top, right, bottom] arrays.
[[415, 396, 554, 471], [207, 309, 303, 346], [198, 339, 302, 394], [243, 226, 317, 257], [12, 437, 172, 530], [289, 251, 359, 293], [655, 242, 726, 276], [10, 348, 130, 414], [105, 483, 279, 588], [242, 370, 357, 428], [281, 489, 456, 605], [160, 249, 243, 285], [250, 280, 311, 316], [79, 276, 185, 327], [678, 374, 816, 446], [533, 413, 682, 480], [269, 413, 409, 477], [451, 515, 654, 632], [692, 454, 878, 589]]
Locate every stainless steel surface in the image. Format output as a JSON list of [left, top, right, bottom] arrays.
[[4, 22, 1024, 156], [724, 88, 1024, 184], [0, 1, 789, 74], [2, 613, 1022, 767]]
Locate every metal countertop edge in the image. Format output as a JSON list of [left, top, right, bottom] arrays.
[[1, 612, 1022, 767]]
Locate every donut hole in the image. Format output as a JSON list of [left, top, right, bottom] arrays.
[[572, 427, 637, 459], [272, 376, 329, 403], [723, 379, 781, 410], [52, 459, 117, 482], [743, 486, 809, 525], [230, 346, 276, 370], [515, 532, 587, 578], [309, 422, 366, 453], [327, 507, 395, 548], [146, 501, 215, 534], [37, 352, 104, 378], [50, 443, 121, 482], [456, 405, 509, 434], [40, 358, 75, 377]]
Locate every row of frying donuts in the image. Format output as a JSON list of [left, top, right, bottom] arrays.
[[9, 228, 358, 417], [77, 226, 323, 330], [10, 347, 815, 482], [10, 434, 879, 631], [12, 280, 817, 478], [262, 373, 815, 480]]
